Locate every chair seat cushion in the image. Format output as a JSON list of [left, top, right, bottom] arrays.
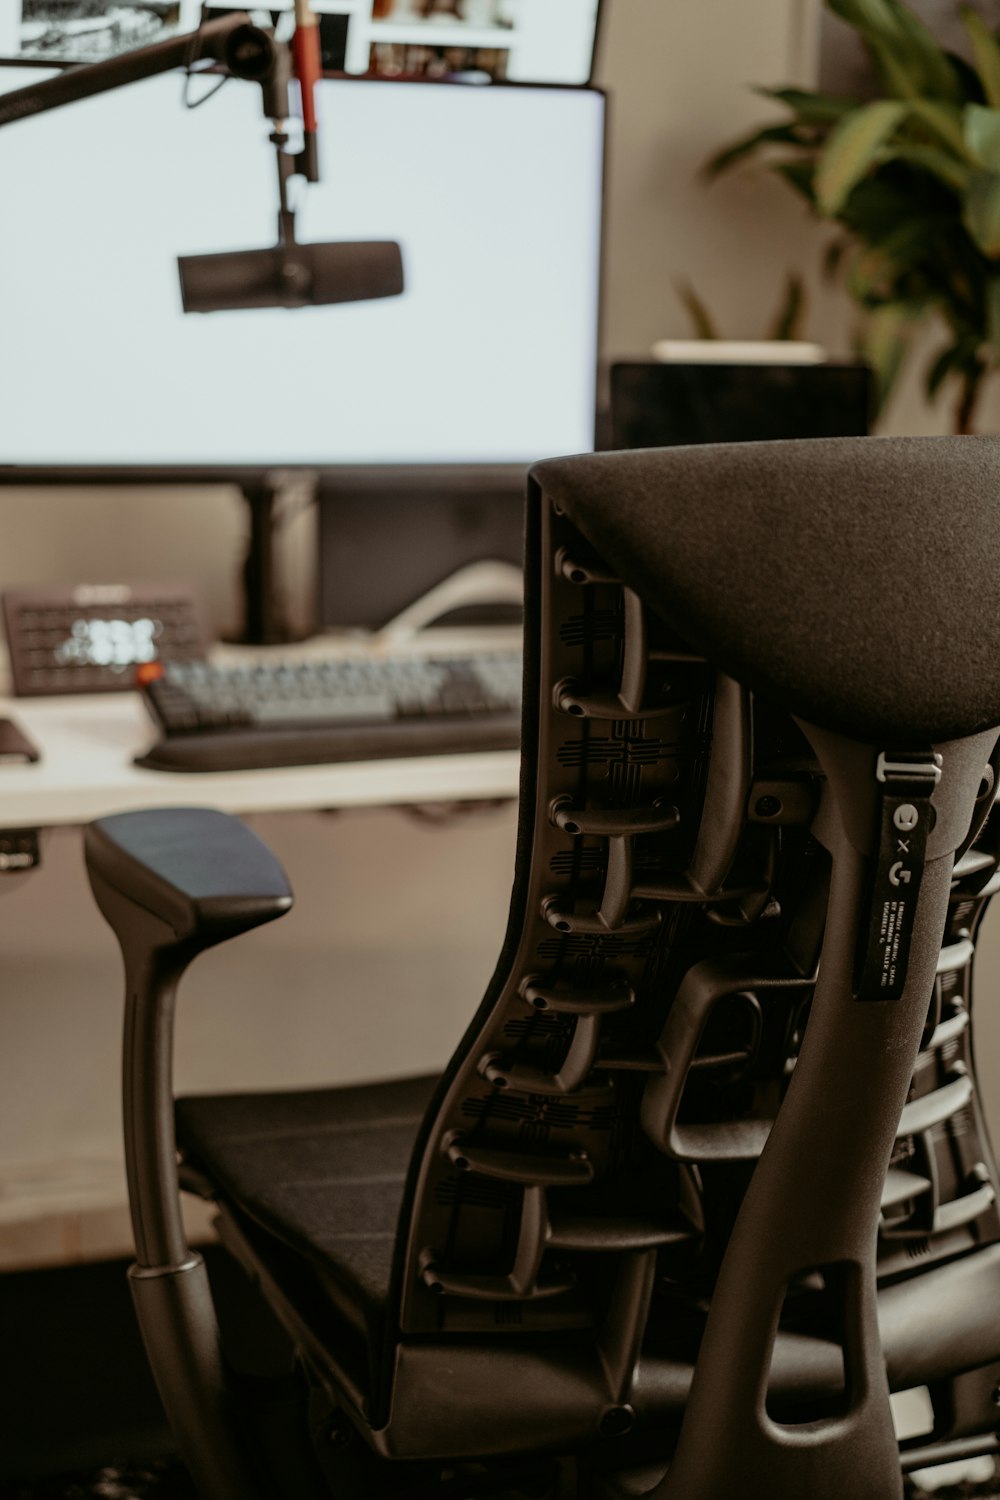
[[176, 1073, 437, 1340]]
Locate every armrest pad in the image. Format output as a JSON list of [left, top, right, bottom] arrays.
[[84, 807, 293, 947]]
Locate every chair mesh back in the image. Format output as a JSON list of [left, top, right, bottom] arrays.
[[383, 457, 1000, 1460]]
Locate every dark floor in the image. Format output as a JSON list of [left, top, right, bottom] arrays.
[[0, 1460, 198, 1500], [4, 1256, 1000, 1499], [0, 1256, 174, 1482], [3, 1467, 1000, 1499]]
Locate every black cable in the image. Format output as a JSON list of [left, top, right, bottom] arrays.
[[183, 6, 229, 109]]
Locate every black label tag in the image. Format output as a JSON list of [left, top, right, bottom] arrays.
[[855, 791, 932, 1001]]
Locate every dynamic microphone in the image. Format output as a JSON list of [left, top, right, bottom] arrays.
[[178, 240, 404, 312], [179, 1, 404, 313]]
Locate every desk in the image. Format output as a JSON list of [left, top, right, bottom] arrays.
[[0, 690, 520, 829], [0, 627, 523, 828], [0, 635, 522, 1268]]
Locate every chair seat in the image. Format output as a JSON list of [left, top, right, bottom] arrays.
[[176, 1074, 438, 1344]]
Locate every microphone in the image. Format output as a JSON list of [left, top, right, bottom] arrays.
[[179, 1, 405, 313], [178, 240, 405, 312]]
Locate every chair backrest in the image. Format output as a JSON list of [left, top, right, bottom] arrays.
[[84, 437, 1000, 1500], [374, 437, 1000, 1496]]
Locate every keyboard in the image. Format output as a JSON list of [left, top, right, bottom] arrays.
[[135, 650, 522, 772]]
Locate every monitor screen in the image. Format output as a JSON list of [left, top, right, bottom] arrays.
[[4, 2, 602, 86], [0, 71, 603, 467]]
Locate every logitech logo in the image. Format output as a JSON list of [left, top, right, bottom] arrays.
[[889, 803, 919, 887]]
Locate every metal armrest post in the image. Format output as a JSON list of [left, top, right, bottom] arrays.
[[115, 904, 196, 1270], [85, 808, 293, 1500], [88, 878, 267, 1500]]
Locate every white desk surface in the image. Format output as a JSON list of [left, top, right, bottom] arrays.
[[0, 631, 522, 829]]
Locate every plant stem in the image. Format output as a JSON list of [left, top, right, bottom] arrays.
[[955, 373, 980, 434]]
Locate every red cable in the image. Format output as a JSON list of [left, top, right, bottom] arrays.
[[292, 0, 321, 138]]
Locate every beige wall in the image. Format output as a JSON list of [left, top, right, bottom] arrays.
[[596, 0, 847, 359], [594, 0, 1000, 436], [3, 2, 1000, 1262]]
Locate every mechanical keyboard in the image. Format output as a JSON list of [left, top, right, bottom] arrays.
[[135, 650, 522, 772]]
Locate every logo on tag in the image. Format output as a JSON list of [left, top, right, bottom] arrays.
[[856, 787, 932, 1001]]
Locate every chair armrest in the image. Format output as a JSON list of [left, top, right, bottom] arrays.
[[83, 808, 294, 1276], [84, 806, 293, 951]]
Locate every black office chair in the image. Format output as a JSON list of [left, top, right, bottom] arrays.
[[85, 436, 1000, 1500]]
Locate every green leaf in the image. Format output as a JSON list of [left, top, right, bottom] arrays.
[[860, 300, 924, 410], [961, 5, 1000, 109], [815, 100, 908, 214], [877, 214, 954, 258], [963, 168, 1000, 254], [926, 340, 971, 397], [891, 4, 966, 99], [867, 36, 924, 99], [839, 173, 929, 236], [848, 246, 898, 303], [889, 144, 972, 194], [845, 218, 941, 302], [945, 48, 990, 105], [964, 102, 1000, 167], [906, 99, 976, 158], [846, 217, 952, 302], [767, 272, 807, 341], [826, 0, 899, 32], [827, 0, 962, 101], [674, 280, 719, 341], [703, 123, 811, 179], [755, 86, 860, 124], [773, 160, 817, 203]]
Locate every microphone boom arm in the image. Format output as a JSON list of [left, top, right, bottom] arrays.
[[0, 13, 281, 130]]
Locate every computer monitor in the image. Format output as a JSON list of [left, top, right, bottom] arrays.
[[0, 69, 604, 633], [317, 463, 526, 629], [7, 2, 604, 86], [610, 362, 872, 451], [0, 72, 603, 467]]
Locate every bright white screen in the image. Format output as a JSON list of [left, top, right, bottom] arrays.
[[0, 73, 602, 465]]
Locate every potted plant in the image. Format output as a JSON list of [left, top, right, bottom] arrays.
[[709, 0, 1000, 432]]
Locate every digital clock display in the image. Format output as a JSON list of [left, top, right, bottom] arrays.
[[2, 583, 207, 696], [53, 616, 160, 671]]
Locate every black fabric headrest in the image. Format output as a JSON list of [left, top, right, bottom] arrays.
[[531, 436, 1000, 744]]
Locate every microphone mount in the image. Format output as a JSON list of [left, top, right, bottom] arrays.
[[0, 13, 280, 128]]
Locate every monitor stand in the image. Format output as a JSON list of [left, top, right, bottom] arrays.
[[237, 471, 319, 646]]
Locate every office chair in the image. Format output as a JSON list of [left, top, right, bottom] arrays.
[[85, 436, 1000, 1500]]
